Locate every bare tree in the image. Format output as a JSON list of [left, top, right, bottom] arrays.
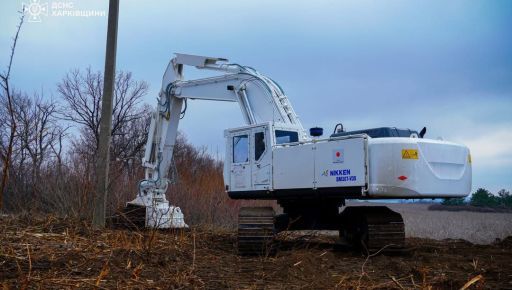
[[0, 92, 68, 211], [49, 125, 67, 176], [111, 104, 151, 162], [0, 10, 25, 210], [14, 93, 64, 187], [57, 68, 150, 160]]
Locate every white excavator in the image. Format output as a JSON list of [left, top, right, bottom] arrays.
[[122, 53, 472, 254]]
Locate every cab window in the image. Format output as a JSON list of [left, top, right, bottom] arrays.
[[233, 135, 249, 163], [254, 132, 265, 160], [275, 130, 299, 144]]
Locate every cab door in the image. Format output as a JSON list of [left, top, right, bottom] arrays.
[[229, 131, 252, 191], [251, 126, 272, 190]]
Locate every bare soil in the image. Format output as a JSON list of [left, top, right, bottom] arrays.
[[1, 215, 511, 289], [428, 203, 512, 214], [357, 202, 512, 244]]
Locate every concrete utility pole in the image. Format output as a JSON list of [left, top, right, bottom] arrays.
[[93, 0, 120, 228]]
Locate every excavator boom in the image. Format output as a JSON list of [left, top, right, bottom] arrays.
[[125, 53, 308, 228]]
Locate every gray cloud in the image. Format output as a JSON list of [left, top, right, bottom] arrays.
[[0, 0, 510, 191]]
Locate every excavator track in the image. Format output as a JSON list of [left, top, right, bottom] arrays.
[[237, 207, 275, 256], [340, 206, 405, 253]]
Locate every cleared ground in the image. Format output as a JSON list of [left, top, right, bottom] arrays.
[[354, 202, 512, 244], [1, 204, 512, 289]]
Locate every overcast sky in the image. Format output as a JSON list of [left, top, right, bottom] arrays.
[[1, 0, 511, 192]]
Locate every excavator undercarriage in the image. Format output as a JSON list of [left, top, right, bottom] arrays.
[[237, 202, 405, 256]]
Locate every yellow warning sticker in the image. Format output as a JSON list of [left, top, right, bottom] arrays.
[[468, 154, 472, 164], [402, 149, 419, 160]]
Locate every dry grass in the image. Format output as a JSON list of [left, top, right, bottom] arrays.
[[1, 213, 511, 289]]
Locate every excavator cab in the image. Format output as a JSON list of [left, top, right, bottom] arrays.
[[225, 124, 270, 192], [224, 122, 303, 193]]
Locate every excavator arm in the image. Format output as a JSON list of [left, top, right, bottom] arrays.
[[127, 53, 306, 228]]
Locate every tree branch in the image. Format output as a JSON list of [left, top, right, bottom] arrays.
[[0, 9, 25, 210]]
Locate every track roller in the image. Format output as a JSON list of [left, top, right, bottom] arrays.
[[237, 207, 275, 256]]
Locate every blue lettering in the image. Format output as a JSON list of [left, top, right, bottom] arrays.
[[329, 169, 352, 176], [335, 175, 357, 182]]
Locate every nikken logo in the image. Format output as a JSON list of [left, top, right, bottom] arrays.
[[330, 169, 351, 176]]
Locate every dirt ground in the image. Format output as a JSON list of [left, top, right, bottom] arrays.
[[1, 215, 511, 289]]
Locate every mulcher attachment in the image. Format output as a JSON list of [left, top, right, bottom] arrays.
[[340, 206, 405, 253], [109, 200, 188, 230], [237, 207, 276, 256]]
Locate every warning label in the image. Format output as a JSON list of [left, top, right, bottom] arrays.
[[402, 149, 419, 159]]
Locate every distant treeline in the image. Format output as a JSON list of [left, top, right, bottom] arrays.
[[441, 188, 512, 209]]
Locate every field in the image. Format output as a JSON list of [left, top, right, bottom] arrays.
[[357, 202, 512, 244], [1, 203, 512, 289]]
